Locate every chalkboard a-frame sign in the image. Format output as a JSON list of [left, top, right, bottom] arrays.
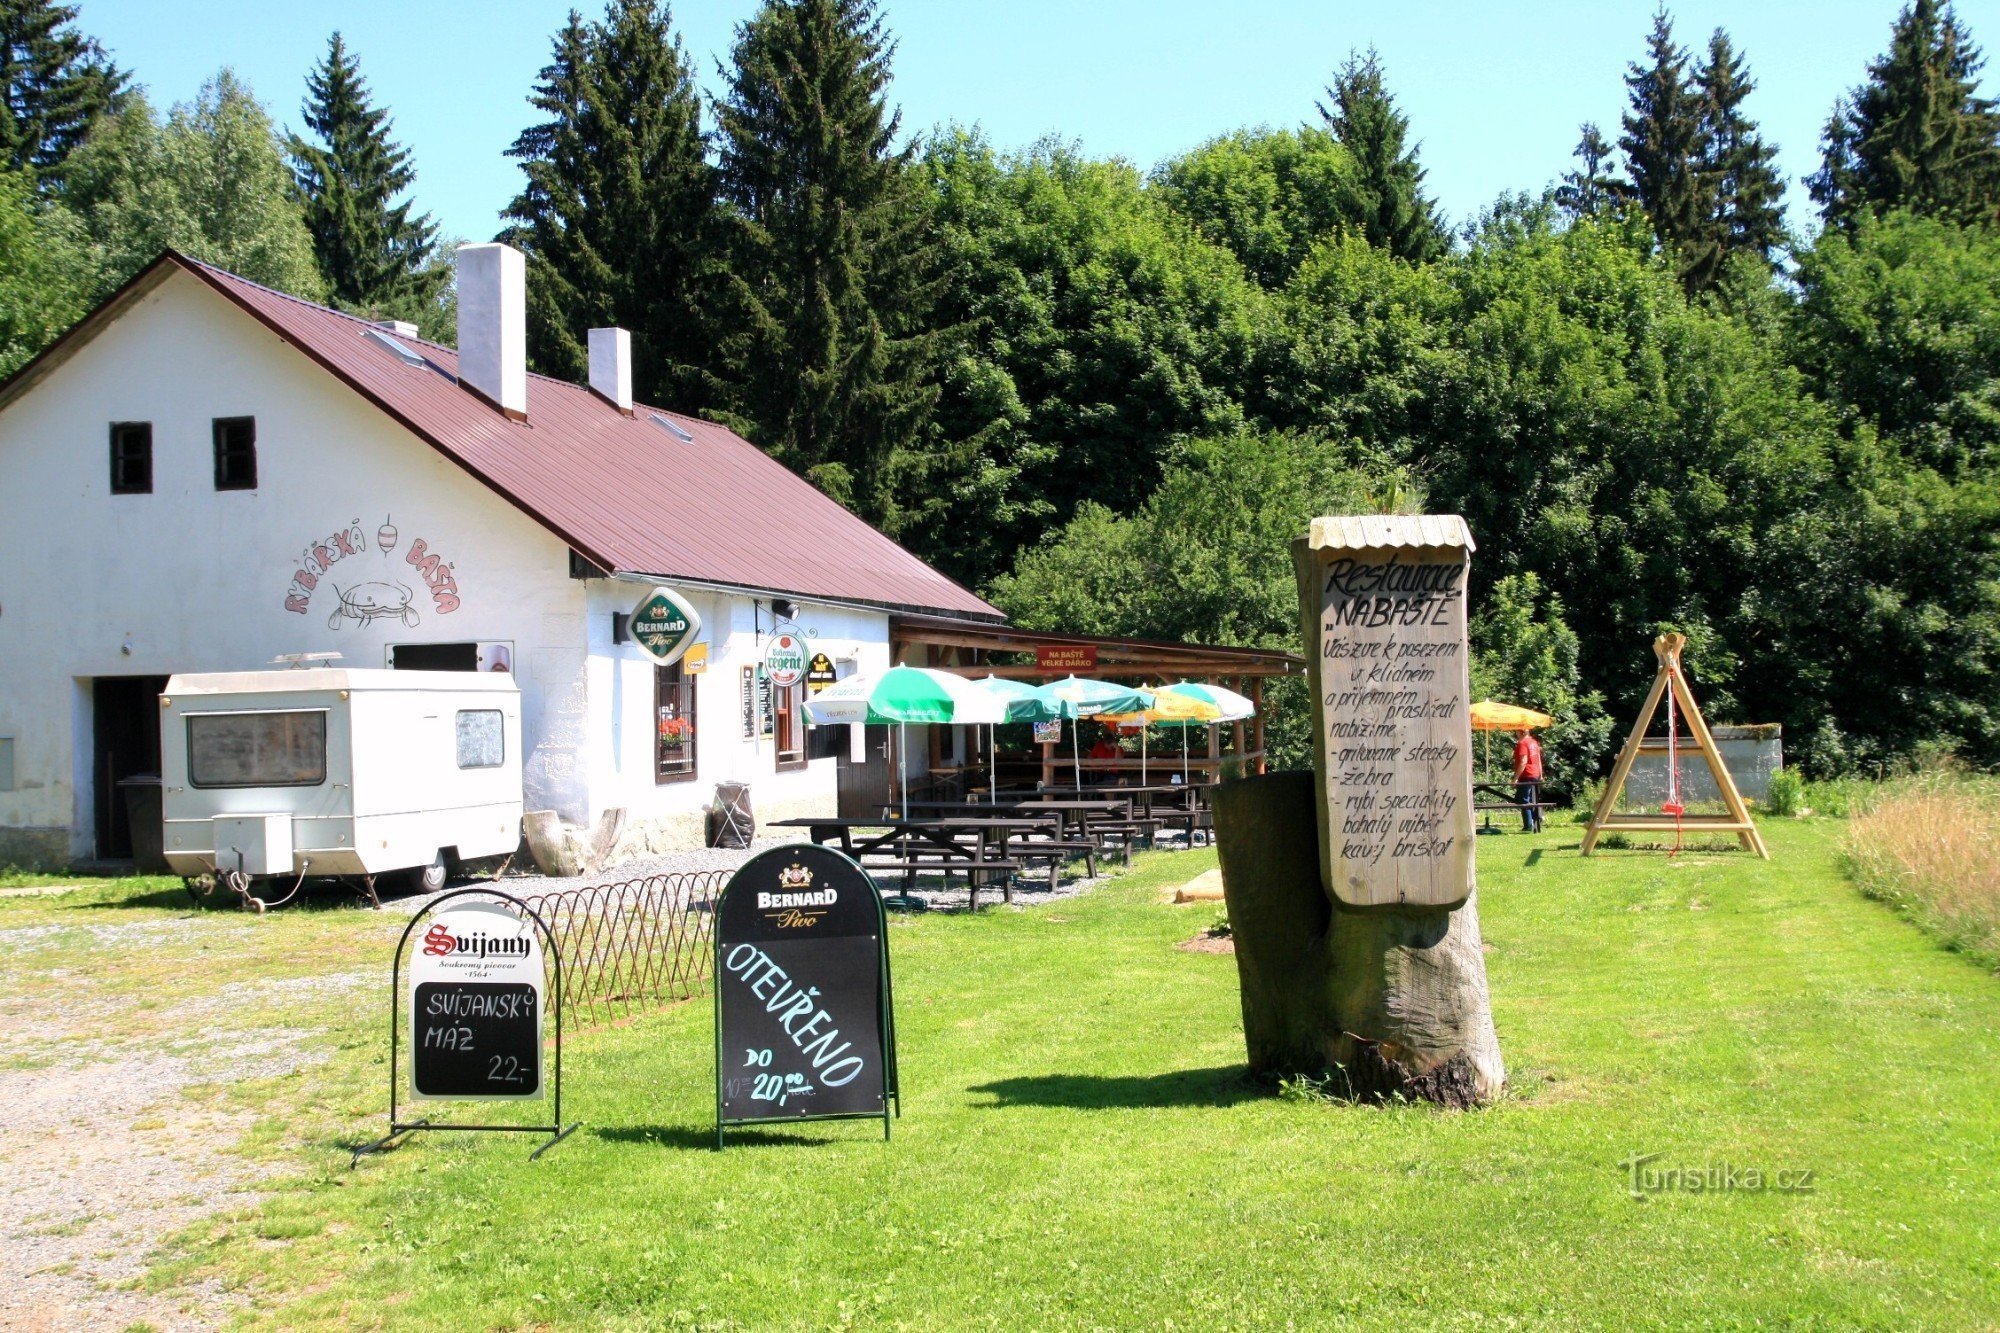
[[351, 889, 580, 1167], [714, 845, 899, 1147]]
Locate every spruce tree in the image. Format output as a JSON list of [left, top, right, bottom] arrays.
[[1317, 49, 1447, 262], [0, 0, 125, 190], [1691, 29, 1785, 290], [288, 33, 440, 319], [501, 0, 715, 408], [711, 0, 943, 524], [1809, 0, 2000, 226], [1556, 122, 1621, 220], [1621, 9, 1714, 294]]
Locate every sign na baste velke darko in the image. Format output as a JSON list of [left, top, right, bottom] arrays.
[[631, 586, 702, 666], [409, 901, 544, 1100], [714, 845, 898, 1144]]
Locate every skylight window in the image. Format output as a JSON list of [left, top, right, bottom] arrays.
[[363, 326, 426, 367], [649, 413, 695, 444]]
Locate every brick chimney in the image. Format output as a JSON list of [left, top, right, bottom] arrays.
[[456, 243, 526, 420]]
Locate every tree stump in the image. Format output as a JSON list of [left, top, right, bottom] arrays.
[[1214, 772, 1503, 1106]]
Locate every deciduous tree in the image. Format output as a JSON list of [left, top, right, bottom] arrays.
[[61, 72, 325, 300]]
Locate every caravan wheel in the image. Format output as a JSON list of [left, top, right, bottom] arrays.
[[405, 851, 448, 895]]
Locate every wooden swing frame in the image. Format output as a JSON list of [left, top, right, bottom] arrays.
[[1581, 633, 1769, 859]]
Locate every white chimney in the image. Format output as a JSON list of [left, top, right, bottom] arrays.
[[456, 242, 527, 419], [588, 327, 633, 413]]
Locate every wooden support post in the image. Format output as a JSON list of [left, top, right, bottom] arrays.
[[1250, 677, 1266, 775]]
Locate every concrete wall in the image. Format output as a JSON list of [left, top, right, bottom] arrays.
[[0, 270, 881, 867], [1625, 725, 1784, 806]]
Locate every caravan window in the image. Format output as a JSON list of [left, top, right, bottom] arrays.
[[455, 710, 505, 769], [187, 711, 326, 788]]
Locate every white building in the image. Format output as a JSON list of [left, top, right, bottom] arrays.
[[0, 244, 1002, 870]]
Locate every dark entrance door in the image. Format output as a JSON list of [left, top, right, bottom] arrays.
[[836, 724, 894, 817], [93, 675, 168, 859]]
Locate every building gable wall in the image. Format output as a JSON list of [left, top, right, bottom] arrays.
[[0, 270, 588, 857]]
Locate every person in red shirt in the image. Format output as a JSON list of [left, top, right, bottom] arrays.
[[1514, 729, 1545, 832]]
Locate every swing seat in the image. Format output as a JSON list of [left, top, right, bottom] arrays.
[[1660, 802, 1685, 816]]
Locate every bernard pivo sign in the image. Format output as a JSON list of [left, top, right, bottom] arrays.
[[713, 845, 899, 1146], [1293, 516, 1477, 909]]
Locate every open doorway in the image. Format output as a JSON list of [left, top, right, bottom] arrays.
[[92, 675, 168, 859]]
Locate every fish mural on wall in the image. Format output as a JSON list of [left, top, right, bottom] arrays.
[[282, 516, 463, 628]]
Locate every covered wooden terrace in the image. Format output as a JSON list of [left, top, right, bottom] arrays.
[[888, 614, 1306, 789]]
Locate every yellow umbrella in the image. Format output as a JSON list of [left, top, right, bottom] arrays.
[[1469, 700, 1553, 731], [1469, 700, 1553, 793], [1097, 688, 1224, 783]]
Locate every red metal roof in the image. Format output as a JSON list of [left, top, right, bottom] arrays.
[[146, 254, 1000, 621]]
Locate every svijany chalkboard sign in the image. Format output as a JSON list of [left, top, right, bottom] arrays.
[[714, 844, 899, 1146], [409, 902, 544, 1100], [351, 889, 579, 1167]]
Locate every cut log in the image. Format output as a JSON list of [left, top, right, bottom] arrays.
[[1214, 771, 1503, 1107]]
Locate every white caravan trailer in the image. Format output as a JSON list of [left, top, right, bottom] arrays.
[[160, 669, 523, 902]]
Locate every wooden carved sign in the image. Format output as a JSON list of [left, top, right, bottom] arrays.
[[1293, 515, 1477, 908]]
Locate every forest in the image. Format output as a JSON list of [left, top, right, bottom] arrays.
[[3, 0, 1999, 781]]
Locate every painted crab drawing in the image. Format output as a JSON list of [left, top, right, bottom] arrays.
[[327, 581, 420, 630]]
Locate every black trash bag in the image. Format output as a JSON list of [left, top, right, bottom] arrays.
[[707, 782, 754, 849]]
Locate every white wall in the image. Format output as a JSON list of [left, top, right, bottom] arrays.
[[585, 584, 891, 851], [0, 269, 902, 865], [0, 272, 583, 858]]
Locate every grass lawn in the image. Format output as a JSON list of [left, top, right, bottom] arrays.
[[11, 817, 2000, 1328]]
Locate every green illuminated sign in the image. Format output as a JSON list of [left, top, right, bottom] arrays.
[[630, 587, 702, 666]]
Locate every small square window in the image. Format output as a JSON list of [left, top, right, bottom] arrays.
[[455, 710, 505, 769], [109, 422, 152, 494], [213, 416, 256, 490]]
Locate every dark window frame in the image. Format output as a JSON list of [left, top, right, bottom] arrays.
[[212, 415, 257, 491], [656, 660, 697, 783], [109, 421, 152, 495], [774, 677, 807, 772]]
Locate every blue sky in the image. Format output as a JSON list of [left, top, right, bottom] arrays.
[[82, 0, 1948, 242]]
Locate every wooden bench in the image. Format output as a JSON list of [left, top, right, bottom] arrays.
[[1007, 838, 1101, 888], [856, 857, 1022, 909], [1086, 819, 1161, 864]]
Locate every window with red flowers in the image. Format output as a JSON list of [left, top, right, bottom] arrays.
[[655, 660, 696, 782]]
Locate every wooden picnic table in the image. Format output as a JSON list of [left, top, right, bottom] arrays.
[[766, 814, 1065, 907], [902, 797, 1132, 843]]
